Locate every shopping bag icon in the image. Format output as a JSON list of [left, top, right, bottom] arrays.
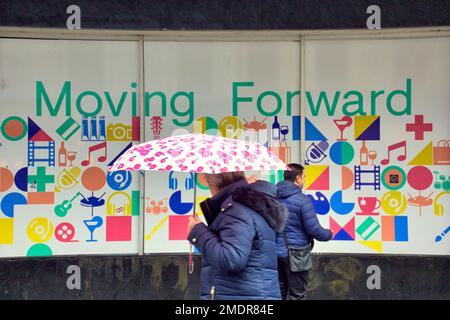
[[433, 140, 450, 165]]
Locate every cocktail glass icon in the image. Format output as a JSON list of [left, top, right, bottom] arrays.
[[333, 116, 353, 141], [83, 216, 103, 242]]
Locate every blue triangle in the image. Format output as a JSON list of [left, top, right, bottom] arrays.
[[306, 118, 327, 141], [334, 229, 354, 240]]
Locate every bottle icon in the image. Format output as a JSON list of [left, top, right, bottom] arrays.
[[360, 140, 368, 165], [58, 141, 67, 166], [272, 116, 280, 141]]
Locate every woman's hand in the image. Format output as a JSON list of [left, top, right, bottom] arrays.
[[188, 215, 202, 235]]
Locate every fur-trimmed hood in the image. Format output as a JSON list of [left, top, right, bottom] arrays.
[[232, 180, 288, 233]]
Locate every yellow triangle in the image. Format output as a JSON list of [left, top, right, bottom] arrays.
[[358, 241, 383, 253], [354, 116, 378, 139], [305, 165, 328, 190], [408, 142, 433, 165]]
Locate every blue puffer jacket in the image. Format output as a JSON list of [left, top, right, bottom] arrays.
[[188, 178, 288, 300], [276, 180, 333, 258]]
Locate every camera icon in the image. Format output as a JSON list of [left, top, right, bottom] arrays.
[[106, 123, 132, 141], [389, 174, 399, 184]]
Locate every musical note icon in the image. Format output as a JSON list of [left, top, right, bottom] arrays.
[[381, 141, 407, 165], [81, 142, 107, 166]]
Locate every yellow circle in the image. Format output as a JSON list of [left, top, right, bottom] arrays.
[[219, 116, 243, 139], [381, 191, 407, 216], [27, 217, 54, 243]]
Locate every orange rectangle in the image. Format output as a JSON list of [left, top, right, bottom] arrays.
[[382, 216, 395, 241], [27, 192, 54, 204]]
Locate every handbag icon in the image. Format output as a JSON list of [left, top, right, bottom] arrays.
[[433, 140, 450, 165]]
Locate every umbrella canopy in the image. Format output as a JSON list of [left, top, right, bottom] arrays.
[[109, 133, 289, 173]]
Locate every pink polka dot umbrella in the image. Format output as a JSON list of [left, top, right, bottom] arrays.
[[109, 133, 289, 174]]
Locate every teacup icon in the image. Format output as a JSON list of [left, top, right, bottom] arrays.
[[357, 197, 381, 215]]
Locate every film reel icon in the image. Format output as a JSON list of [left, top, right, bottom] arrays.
[[55, 222, 77, 242], [27, 217, 54, 243]]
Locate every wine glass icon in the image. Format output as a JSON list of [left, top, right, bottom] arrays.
[[280, 126, 289, 140], [67, 151, 77, 166], [333, 116, 353, 141], [83, 216, 103, 242], [369, 151, 377, 165]]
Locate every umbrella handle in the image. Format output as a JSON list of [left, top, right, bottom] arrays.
[[188, 244, 194, 274], [188, 172, 197, 274]]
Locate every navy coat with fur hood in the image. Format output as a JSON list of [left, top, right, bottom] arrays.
[[188, 178, 288, 300]]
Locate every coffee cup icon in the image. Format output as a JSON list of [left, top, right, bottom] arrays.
[[357, 197, 381, 215]]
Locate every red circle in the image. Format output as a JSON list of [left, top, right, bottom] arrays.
[[407, 166, 433, 190], [5, 120, 25, 138]]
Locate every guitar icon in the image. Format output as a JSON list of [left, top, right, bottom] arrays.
[[54, 192, 81, 217]]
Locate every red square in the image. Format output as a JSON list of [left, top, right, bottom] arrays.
[[168, 215, 190, 240], [106, 216, 132, 241]]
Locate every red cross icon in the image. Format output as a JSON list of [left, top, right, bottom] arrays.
[[405, 115, 433, 140]]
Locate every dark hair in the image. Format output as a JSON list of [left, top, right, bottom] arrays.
[[204, 171, 246, 190], [284, 163, 304, 182]]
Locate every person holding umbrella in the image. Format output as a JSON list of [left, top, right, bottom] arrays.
[[187, 171, 288, 300], [109, 133, 290, 299]]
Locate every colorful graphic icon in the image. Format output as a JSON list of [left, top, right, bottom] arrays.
[[330, 217, 355, 240], [433, 140, 450, 165], [305, 118, 327, 141], [381, 141, 407, 165], [56, 117, 80, 141], [55, 222, 78, 242], [26, 243, 52, 257], [106, 216, 132, 242], [382, 216, 408, 241], [433, 171, 450, 191], [305, 165, 329, 190], [434, 191, 450, 217], [435, 226, 450, 243], [54, 192, 81, 217], [169, 190, 194, 215], [405, 115, 432, 140], [381, 191, 407, 216], [107, 123, 132, 141], [83, 216, 103, 242], [27, 117, 55, 167], [0, 218, 14, 244], [27, 217, 54, 243], [1, 192, 27, 218], [81, 142, 107, 166], [305, 141, 328, 165], [81, 116, 106, 141], [168, 215, 190, 240], [27, 167, 54, 192], [408, 142, 433, 165], [219, 116, 243, 139], [107, 171, 132, 191], [1, 116, 27, 141], [330, 141, 354, 165], [145, 197, 168, 214], [330, 191, 355, 215], [356, 197, 381, 215], [356, 217, 380, 240], [307, 192, 330, 215], [382, 166, 406, 190], [354, 165, 381, 190], [333, 116, 353, 141], [54, 167, 81, 192], [354, 116, 380, 141]]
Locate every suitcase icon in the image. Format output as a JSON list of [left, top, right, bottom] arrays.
[[433, 140, 450, 165]]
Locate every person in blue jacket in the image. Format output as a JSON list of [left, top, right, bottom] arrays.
[[276, 163, 333, 300], [187, 171, 288, 300]]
